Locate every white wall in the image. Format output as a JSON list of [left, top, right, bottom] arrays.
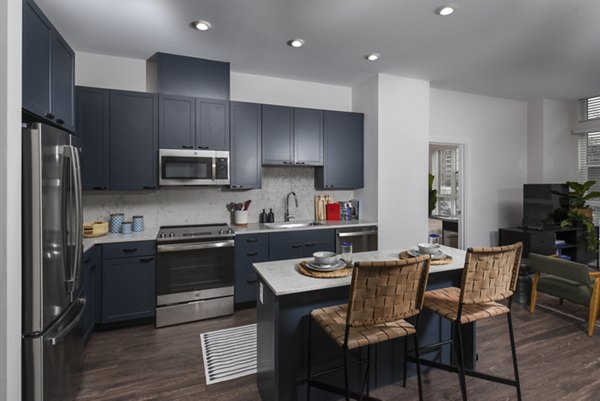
[[0, 0, 22, 398], [527, 98, 544, 182], [76, 51, 147, 91], [352, 75, 379, 222], [430, 89, 528, 247], [230, 72, 352, 111]]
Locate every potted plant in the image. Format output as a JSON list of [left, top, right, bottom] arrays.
[[428, 174, 437, 216], [557, 181, 600, 252]]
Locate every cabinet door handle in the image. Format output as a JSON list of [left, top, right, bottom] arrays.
[[304, 242, 315, 247], [291, 244, 303, 249], [139, 257, 154, 263], [246, 251, 258, 256], [246, 279, 258, 284], [197, 146, 209, 150], [55, 119, 65, 125], [295, 161, 305, 165], [45, 112, 55, 119], [231, 185, 241, 189], [181, 145, 193, 149], [246, 238, 258, 243], [123, 248, 138, 253], [143, 186, 156, 190]]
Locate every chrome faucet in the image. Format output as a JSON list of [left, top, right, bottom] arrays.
[[285, 192, 298, 222]]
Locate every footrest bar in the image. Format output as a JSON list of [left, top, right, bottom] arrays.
[[308, 380, 381, 401], [309, 359, 367, 379], [418, 339, 454, 353]]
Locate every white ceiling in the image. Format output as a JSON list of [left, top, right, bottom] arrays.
[[36, 0, 600, 101]]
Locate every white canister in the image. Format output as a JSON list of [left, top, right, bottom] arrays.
[[233, 210, 248, 225]]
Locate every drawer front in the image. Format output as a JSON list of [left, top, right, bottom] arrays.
[[269, 228, 334, 245], [235, 246, 269, 276], [235, 273, 258, 304], [83, 245, 100, 266], [102, 241, 156, 259], [269, 243, 304, 261], [302, 240, 335, 258], [235, 233, 268, 249]]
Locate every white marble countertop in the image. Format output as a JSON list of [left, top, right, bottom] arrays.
[[231, 219, 377, 234], [253, 245, 466, 296], [83, 227, 159, 252]]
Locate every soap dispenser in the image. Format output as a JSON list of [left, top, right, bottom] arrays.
[[267, 208, 275, 223], [259, 209, 267, 223]]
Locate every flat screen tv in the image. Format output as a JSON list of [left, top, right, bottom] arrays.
[[522, 183, 568, 229]]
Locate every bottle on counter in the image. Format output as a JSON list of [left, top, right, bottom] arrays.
[[267, 208, 275, 223], [259, 209, 267, 223]]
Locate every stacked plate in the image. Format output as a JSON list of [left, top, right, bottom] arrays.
[[304, 259, 347, 272], [407, 248, 447, 260]]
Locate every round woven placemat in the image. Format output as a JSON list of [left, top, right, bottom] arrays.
[[297, 261, 353, 278], [399, 251, 453, 265]]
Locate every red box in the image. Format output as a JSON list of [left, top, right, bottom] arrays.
[[326, 203, 340, 220]]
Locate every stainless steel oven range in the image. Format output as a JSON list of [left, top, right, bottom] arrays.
[[155, 224, 235, 327]]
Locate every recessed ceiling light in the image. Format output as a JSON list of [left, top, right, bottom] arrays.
[[191, 20, 212, 31], [287, 39, 305, 48], [435, 6, 455, 16], [365, 53, 380, 61]]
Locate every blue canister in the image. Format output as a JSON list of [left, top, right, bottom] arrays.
[[132, 215, 144, 232], [121, 222, 132, 234], [110, 213, 124, 233]]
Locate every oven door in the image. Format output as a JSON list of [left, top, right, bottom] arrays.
[[159, 149, 217, 186], [156, 240, 235, 306]]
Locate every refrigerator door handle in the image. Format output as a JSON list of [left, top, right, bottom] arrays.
[[64, 145, 83, 295], [45, 298, 86, 346], [72, 146, 83, 290]]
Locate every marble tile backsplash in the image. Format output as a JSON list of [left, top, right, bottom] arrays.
[[83, 167, 354, 227]]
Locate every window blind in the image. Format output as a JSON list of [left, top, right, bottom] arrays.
[[578, 132, 600, 224], [577, 96, 600, 122]]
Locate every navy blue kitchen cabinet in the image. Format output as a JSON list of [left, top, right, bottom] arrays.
[[76, 86, 110, 190], [101, 242, 156, 323], [159, 94, 196, 149], [262, 106, 323, 166], [315, 111, 364, 189], [22, 0, 75, 132], [268, 229, 335, 261], [109, 90, 158, 190], [234, 233, 269, 305], [159, 95, 229, 150], [230, 102, 262, 189], [147, 52, 230, 100], [82, 245, 101, 342]]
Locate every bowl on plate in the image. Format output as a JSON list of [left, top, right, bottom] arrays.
[[417, 243, 440, 255], [313, 251, 337, 266]]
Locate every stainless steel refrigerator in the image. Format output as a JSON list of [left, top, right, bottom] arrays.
[[22, 122, 85, 401]]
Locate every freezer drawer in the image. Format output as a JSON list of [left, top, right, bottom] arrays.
[[23, 297, 85, 401]]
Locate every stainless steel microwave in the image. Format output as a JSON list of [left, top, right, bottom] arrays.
[[159, 149, 230, 186]]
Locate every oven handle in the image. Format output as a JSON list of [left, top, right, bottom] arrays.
[[157, 240, 235, 253], [337, 230, 378, 238]]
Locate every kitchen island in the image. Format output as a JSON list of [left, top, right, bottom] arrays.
[[253, 245, 474, 401]]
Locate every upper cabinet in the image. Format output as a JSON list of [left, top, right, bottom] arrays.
[[230, 102, 262, 190], [159, 95, 229, 150], [315, 111, 364, 190], [76, 86, 158, 191], [262, 105, 323, 166], [147, 53, 230, 100], [22, 0, 75, 132]]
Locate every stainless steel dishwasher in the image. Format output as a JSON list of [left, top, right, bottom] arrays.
[[335, 225, 378, 253]]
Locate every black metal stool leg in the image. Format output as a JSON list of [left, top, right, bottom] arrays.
[[413, 332, 424, 401], [454, 322, 468, 401], [402, 336, 408, 388], [343, 346, 350, 401], [306, 318, 312, 401], [507, 311, 523, 401], [366, 345, 371, 397]]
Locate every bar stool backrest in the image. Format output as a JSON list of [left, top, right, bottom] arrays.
[[459, 243, 523, 305], [347, 256, 431, 327]]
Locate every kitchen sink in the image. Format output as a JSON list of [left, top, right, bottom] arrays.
[[264, 221, 324, 229]]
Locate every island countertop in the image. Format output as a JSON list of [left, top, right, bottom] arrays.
[[253, 245, 466, 296]]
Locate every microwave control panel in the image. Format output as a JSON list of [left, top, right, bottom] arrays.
[[216, 158, 228, 180]]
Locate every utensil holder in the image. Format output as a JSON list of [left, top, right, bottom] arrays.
[[233, 210, 248, 225]]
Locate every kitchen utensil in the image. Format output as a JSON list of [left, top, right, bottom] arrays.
[[132, 216, 144, 232], [83, 221, 109, 238], [305, 259, 346, 272], [313, 251, 337, 266], [110, 213, 124, 233], [408, 249, 446, 260], [233, 210, 248, 225], [417, 243, 441, 255], [243, 200, 252, 210], [341, 242, 353, 263]]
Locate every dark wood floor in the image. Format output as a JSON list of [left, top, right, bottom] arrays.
[[76, 298, 600, 401]]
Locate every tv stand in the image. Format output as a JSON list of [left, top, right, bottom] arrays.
[[499, 226, 599, 267]]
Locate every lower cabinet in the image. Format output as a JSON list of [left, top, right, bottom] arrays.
[[82, 245, 101, 342], [234, 233, 269, 305], [269, 229, 335, 260], [101, 241, 156, 323]]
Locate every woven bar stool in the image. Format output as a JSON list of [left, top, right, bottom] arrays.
[[307, 256, 431, 401], [418, 242, 523, 401]]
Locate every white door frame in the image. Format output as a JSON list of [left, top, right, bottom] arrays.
[[429, 140, 467, 249]]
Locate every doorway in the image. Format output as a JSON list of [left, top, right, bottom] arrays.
[[429, 143, 465, 249]]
